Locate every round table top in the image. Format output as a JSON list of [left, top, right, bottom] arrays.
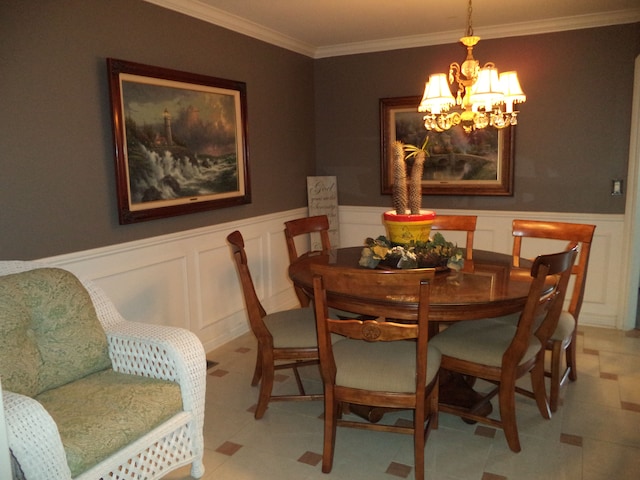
[[288, 247, 537, 322]]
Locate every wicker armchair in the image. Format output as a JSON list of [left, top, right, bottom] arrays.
[[0, 261, 206, 480]]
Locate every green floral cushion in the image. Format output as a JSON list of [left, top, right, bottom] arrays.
[[36, 369, 183, 477], [0, 268, 112, 397]]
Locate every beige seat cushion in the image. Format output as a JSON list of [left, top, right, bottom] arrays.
[[264, 306, 318, 349], [430, 318, 541, 368], [333, 339, 441, 393], [36, 369, 182, 477], [550, 311, 575, 342]]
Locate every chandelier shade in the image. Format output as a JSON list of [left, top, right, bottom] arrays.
[[419, 0, 525, 132]]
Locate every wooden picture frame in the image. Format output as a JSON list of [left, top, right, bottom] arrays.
[[380, 96, 514, 196], [107, 58, 250, 224]]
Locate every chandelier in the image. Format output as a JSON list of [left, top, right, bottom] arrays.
[[418, 0, 526, 133]]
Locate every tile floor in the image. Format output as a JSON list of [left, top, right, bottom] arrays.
[[167, 326, 640, 480]]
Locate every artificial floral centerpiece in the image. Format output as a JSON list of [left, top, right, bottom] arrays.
[[359, 138, 463, 270], [358, 233, 463, 270]]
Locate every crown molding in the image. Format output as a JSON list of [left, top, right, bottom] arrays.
[[144, 0, 640, 59], [143, 0, 316, 56]]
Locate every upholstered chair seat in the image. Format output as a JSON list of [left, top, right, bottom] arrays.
[[332, 339, 441, 393], [263, 307, 318, 349], [430, 318, 541, 369]]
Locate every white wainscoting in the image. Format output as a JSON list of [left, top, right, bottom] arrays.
[[41, 209, 307, 353], [340, 206, 626, 330], [41, 206, 626, 353]]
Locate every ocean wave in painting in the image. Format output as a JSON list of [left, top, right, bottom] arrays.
[[127, 142, 238, 204]]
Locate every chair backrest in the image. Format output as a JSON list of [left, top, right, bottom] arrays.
[[506, 248, 577, 366], [284, 215, 332, 263], [430, 215, 477, 260], [311, 265, 434, 393], [226, 231, 270, 340], [512, 219, 595, 320]]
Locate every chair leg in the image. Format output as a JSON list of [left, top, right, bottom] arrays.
[[292, 364, 307, 395], [414, 402, 426, 480], [531, 359, 551, 420], [322, 388, 338, 474], [255, 355, 274, 419], [294, 285, 310, 307], [549, 340, 563, 412], [498, 378, 521, 453], [430, 381, 439, 431], [251, 345, 263, 387], [566, 332, 578, 382]]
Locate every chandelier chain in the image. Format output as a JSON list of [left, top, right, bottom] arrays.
[[466, 0, 474, 37]]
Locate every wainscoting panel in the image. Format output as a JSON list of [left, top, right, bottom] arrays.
[[40, 206, 626, 353]]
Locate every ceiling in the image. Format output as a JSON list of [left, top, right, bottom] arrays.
[[146, 0, 640, 58]]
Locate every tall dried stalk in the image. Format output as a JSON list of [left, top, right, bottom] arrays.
[[392, 140, 408, 215], [409, 150, 425, 214]]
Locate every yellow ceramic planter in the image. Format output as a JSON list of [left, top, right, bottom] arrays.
[[383, 210, 436, 245]]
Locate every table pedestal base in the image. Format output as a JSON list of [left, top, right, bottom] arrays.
[[340, 370, 492, 425]]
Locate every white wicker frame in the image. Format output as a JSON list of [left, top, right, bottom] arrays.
[[1, 261, 206, 480]]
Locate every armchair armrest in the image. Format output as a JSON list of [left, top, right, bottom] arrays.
[[3, 391, 72, 480], [104, 320, 207, 419]]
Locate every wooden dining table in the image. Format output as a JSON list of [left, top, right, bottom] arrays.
[[288, 246, 543, 421], [289, 246, 537, 323]]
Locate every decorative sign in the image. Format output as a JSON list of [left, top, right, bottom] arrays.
[[306, 176, 339, 249]]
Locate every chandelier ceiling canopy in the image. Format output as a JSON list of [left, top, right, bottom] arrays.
[[418, 0, 526, 133]]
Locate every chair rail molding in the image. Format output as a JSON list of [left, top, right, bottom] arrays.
[[40, 206, 626, 354]]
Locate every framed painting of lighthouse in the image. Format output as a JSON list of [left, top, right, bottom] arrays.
[[107, 58, 250, 224]]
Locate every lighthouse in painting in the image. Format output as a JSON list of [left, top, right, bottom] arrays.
[[163, 108, 173, 146]]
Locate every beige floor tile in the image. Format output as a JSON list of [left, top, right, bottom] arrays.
[[582, 438, 640, 480], [195, 326, 640, 479], [618, 373, 640, 405]]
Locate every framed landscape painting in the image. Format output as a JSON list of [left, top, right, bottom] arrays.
[[107, 58, 250, 224], [380, 96, 514, 196]]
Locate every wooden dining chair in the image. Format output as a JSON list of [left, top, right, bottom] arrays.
[[430, 214, 477, 260], [227, 230, 322, 419], [311, 265, 439, 480], [430, 248, 577, 452], [512, 219, 596, 412], [284, 215, 332, 307]]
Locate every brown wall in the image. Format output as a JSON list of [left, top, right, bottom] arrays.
[[1, 1, 638, 260], [314, 24, 640, 213], [0, 0, 315, 259]]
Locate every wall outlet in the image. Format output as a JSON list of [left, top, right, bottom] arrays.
[[612, 179, 623, 196]]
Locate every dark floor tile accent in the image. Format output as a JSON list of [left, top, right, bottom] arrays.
[[475, 426, 497, 438], [395, 418, 414, 429], [298, 451, 322, 466], [209, 369, 229, 377], [386, 462, 412, 478], [274, 373, 289, 383], [482, 473, 508, 480], [621, 401, 640, 412], [206, 360, 218, 370], [216, 441, 242, 456], [583, 348, 599, 356], [600, 372, 618, 380], [236, 347, 252, 353], [560, 433, 583, 447]]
